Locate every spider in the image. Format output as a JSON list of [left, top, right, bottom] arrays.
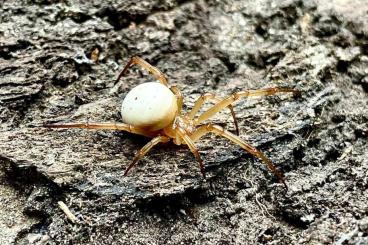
[[45, 56, 299, 186]]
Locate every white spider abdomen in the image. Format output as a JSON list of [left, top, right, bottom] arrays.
[[121, 82, 178, 131]]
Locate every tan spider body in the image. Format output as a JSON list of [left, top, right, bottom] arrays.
[[45, 56, 299, 186]]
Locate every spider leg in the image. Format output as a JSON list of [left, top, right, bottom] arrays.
[[115, 56, 169, 86], [176, 128, 206, 178], [187, 93, 239, 135], [44, 122, 155, 138], [195, 87, 300, 125], [169, 85, 183, 114], [115, 56, 184, 114], [190, 124, 287, 188], [124, 136, 170, 176]]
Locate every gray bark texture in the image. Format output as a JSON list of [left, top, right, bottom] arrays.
[[0, 0, 367, 244]]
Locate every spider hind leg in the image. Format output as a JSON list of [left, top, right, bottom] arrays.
[[115, 56, 184, 114], [115, 56, 169, 86], [44, 122, 154, 137]]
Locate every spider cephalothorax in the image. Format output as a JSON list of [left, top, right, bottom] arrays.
[[45, 56, 299, 187]]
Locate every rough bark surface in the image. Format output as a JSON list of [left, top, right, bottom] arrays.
[[0, 0, 367, 244]]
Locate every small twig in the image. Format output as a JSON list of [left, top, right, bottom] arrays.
[[336, 227, 359, 245], [242, 172, 276, 221], [255, 193, 266, 219], [58, 201, 79, 224], [255, 193, 276, 221]]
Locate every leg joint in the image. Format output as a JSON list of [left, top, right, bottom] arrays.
[[202, 93, 215, 100]]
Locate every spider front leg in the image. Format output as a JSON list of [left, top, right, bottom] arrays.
[[176, 128, 206, 178], [195, 87, 300, 125], [190, 124, 287, 188], [124, 136, 170, 176], [44, 122, 155, 138], [187, 93, 240, 135], [115, 56, 184, 113]]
